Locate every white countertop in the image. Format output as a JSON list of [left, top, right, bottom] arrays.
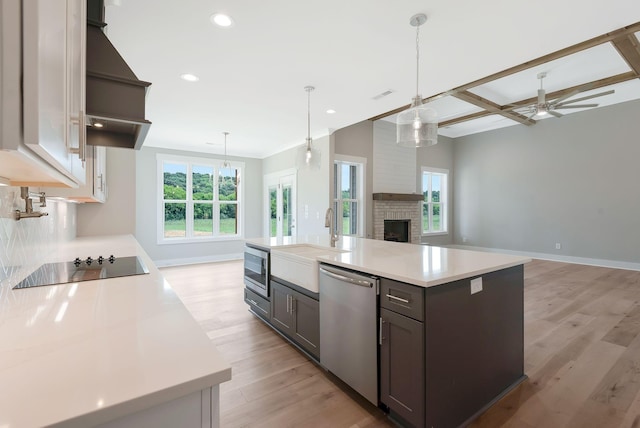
[[247, 235, 530, 288], [0, 235, 231, 428]]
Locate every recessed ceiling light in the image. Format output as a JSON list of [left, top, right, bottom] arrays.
[[180, 73, 200, 82], [326, 109, 336, 114], [210, 13, 234, 27]]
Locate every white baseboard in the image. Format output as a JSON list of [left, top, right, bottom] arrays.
[[154, 253, 244, 268], [447, 245, 640, 272]]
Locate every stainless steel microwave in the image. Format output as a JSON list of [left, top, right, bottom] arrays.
[[244, 245, 269, 298]]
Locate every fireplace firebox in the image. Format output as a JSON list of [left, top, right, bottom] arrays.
[[384, 219, 410, 243]]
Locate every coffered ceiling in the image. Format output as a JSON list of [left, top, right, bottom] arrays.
[[376, 25, 640, 138], [104, 1, 640, 158]]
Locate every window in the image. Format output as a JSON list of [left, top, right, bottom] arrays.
[[334, 157, 365, 237], [422, 167, 448, 235], [158, 154, 243, 243]]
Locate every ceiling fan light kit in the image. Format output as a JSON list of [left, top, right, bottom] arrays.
[[523, 71, 615, 120], [397, 13, 438, 148]]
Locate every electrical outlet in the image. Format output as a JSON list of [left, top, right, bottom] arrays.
[[555, 243, 561, 250], [470, 277, 483, 295]]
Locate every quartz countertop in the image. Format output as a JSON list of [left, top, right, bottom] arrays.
[[247, 235, 530, 288], [0, 235, 231, 428]]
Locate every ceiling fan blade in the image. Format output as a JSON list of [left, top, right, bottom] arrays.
[[552, 89, 581, 104], [555, 90, 615, 106], [548, 110, 564, 118], [555, 104, 599, 109]]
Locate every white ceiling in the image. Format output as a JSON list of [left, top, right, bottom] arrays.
[[103, 0, 640, 158]]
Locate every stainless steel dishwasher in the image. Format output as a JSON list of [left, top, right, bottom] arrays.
[[319, 263, 379, 405]]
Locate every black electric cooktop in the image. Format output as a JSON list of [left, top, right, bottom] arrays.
[[13, 256, 149, 290]]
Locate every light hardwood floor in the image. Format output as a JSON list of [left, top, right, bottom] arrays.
[[160, 259, 640, 428]]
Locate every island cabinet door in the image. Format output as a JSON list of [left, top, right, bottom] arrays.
[[270, 281, 294, 335], [380, 308, 425, 428], [291, 290, 320, 359]]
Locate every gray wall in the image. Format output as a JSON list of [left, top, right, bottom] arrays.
[[417, 134, 454, 246], [262, 135, 331, 236], [135, 146, 262, 265], [453, 99, 640, 264], [334, 121, 374, 238], [77, 147, 135, 236]]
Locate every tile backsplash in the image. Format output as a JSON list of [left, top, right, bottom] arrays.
[[0, 186, 76, 289]]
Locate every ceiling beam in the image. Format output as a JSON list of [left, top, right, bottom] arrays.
[[439, 111, 489, 128], [502, 71, 639, 110], [612, 34, 640, 75], [453, 91, 535, 126], [439, 71, 639, 127], [368, 21, 640, 122]]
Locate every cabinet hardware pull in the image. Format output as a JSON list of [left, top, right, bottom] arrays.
[[248, 299, 258, 306], [292, 297, 296, 313], [286, 295, 291, 313], [79, 110, 86, 162], [379, 317, 385, 345], [386, 294, 410, 304], [68, 111, 86, 162]]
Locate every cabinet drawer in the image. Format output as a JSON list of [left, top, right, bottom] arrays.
[[244, 288, 270, 319], [380, 278, 424, 321]]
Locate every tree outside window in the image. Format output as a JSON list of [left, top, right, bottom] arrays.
[[422, 168, 448, 234], [334, 160, 364, 237], [160, 155, 242, 241]]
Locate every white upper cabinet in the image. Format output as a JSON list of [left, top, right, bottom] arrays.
[[46, 144, 107, 203], [0, 0, 86, 187]]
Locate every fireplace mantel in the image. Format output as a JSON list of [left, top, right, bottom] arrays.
[[373, 193, 423, 201]]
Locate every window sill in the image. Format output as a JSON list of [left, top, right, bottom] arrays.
[[422, 231, 449, 237], [158, 235, 244, 245]]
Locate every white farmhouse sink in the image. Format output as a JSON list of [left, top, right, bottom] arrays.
[[270, 245, 348, 293]]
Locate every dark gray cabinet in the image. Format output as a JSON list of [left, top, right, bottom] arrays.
[[380, 308, 424, 428], [380, 278, 425, 428], [244, 287, 270, 321], [270, 280, 320, 359]]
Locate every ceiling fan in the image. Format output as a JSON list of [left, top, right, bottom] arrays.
[[516, 72, 615, 119]]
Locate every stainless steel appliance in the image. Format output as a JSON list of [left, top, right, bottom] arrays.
[[244, 245, 270, 299], [319, 263, 379, 405], [13, 255, 149, 289]]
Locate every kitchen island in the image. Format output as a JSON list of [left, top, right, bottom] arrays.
[[245, 235, 530, 428], [0, 235, 231, 428]]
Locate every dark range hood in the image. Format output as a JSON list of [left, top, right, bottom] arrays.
[[85, 0, 151, 150]]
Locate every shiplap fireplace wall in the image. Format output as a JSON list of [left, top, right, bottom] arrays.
[[373, 193, 422, 244]]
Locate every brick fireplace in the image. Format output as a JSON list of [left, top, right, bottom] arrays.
[[373, 193, 422, 244]]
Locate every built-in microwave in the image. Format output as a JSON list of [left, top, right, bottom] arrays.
[[244, 245, 269, 299]]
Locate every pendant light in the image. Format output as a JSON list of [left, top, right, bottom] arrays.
[[304, 85, 315, 165], [220, 131, 239, 187], [396, 13, 438, 148]]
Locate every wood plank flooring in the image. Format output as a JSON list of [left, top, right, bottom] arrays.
[[160, 259, 640, 428]]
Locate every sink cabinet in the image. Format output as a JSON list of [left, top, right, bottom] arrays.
[[270, 280, 320, 360]]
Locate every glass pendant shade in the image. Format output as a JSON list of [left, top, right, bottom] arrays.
[[397, 96, 438, 147], [397, 13, 438, 148]]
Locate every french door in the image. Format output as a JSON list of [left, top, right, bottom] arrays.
[[265, 170, 297, 239]]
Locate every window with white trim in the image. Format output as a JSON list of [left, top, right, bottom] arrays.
[[158, 154, 243, 243], [422, 167, 448, 235], [333, 158, 365, 237]]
